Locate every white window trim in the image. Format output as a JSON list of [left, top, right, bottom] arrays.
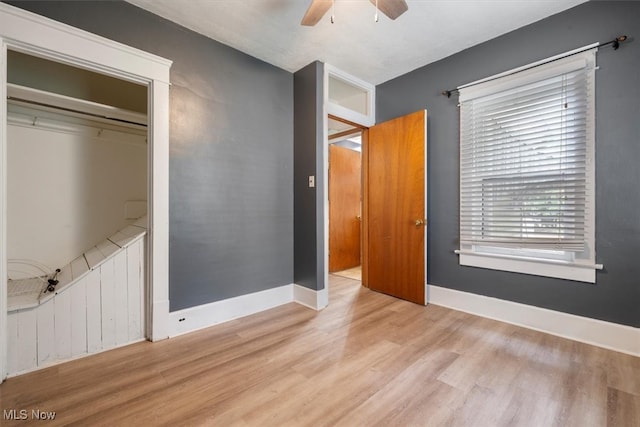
[[456, 249, 602, 283], [457, 47, 600, 283]]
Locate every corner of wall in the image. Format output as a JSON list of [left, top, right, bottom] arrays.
[[294, 284, 327, 310]]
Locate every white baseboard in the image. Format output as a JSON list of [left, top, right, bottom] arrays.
[[151, 298, 170, 341], [168, 283, 328, 337], [294, 284, 328, 310], [427, 284, 640, 357], [168, 284, 294, 337]]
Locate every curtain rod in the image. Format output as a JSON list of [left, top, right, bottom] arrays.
[[441, 35, 628, 98]]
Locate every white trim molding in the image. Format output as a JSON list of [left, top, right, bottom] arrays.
[[325, 63, 375, 127], [168, 285, 294, 337], [0, 38, 7, 382], [428, 284, 640, 357], [0, 4, 170, 84], [294, 285, 328, 310], [458, 251, 599, 284], [168, 284, 327, 337]]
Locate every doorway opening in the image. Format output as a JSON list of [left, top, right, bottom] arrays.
[[325, 110, 428, 306], [328, 115, 366, 285]]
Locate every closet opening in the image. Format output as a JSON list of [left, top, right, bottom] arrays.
[[5, 50, 149, 376]]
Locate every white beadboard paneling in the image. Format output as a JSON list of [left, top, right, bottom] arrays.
[[54, 289, 72, 360], [85, 269, 102, 354], [6, 232, 147, 376], [127, 239, 143, 341], [114, 250, 129, 346], [100, 258, 117, 348], [36, 299, 55, 366], [70, 278, 87, 357], [16, 309, 37, 374], [7, 312, 18, 375], [138, 239, 146, 336]]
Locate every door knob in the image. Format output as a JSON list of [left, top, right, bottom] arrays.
[[415, 219, 427, 227]]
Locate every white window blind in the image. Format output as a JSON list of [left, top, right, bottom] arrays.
[[459, 49, 596, 258]]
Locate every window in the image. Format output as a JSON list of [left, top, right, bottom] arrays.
[[458, 49, 598, 282], [325, 64, 375, 127]]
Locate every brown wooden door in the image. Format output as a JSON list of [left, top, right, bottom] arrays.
[[364, 110, 426, 304], [329, 144, 362, 272]]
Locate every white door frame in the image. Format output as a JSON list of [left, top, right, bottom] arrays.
[[323, 65, 428, 304], [322, 65, 373, 304], [0, 4, 172, 380]]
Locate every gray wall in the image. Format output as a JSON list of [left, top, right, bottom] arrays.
[[7, 1, 294, 311], [293, 61, 325, 291], [377, 1, 640, 327]]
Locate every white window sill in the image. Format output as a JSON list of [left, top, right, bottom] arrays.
[[456, 250, 602, 283]]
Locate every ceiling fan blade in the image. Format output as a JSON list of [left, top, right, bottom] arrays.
[[370, 0, 408, 20], [301, 0, 333, 26]]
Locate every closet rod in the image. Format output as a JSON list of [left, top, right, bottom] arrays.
[[7, 96, 147, 127]]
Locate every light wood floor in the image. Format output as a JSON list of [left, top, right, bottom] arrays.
[[332, 265, 362, 281], [1, 275, 638, 426]]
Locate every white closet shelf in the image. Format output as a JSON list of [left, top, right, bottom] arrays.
[[7, 83, 147, 126]]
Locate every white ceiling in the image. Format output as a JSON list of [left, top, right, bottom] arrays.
[[126, 0, 588, 85]]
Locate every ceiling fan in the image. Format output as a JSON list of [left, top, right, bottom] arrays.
[[301, 0, 409, 26]]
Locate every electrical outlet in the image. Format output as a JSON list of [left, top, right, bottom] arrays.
[[309, 175, 315, 188]]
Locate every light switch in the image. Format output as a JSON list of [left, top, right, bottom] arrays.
[[308, 175, 315, 188]]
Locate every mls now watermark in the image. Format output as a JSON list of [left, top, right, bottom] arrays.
[[3, 409, 57, 421]]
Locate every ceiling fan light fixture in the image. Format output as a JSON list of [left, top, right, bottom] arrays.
[[331, 0, 335, 23], [300, 0, 408, 26]]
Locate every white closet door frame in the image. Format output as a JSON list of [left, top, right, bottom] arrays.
[[0, 3, 172, 381]]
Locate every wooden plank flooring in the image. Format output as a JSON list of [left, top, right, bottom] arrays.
[[1, 275, 638, 426]]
